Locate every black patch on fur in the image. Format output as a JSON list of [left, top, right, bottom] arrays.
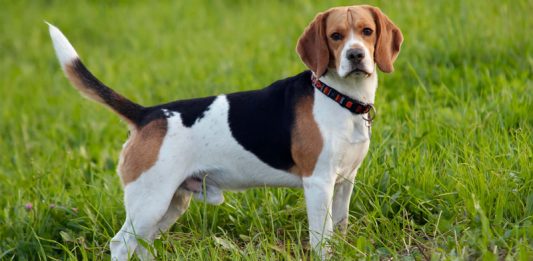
[[136, 71, 315, 171], [141, 96, 216, 128], [70, 59, 145, 124], [227, 70, 314, 170]]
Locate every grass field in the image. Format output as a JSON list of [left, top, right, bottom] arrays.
[[1, 0, 532, 260]]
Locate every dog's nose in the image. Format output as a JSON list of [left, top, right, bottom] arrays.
[[346, 48, 365, 63]]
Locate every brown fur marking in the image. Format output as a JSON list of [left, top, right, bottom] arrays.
[[65, 65, 104, 103], [325, 7, 377, 73], [297, 5, 402, 75], [118, 118, 167, 185], [290, 95, 323, 176]]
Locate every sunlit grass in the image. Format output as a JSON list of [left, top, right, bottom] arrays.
[[0, 0, 531, 259]]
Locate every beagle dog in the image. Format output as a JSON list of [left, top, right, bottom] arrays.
[[48, 5, 402, 260]]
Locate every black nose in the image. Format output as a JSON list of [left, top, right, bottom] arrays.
[[346, 48, 365, 63]]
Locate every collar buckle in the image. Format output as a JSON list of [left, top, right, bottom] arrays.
[[362, 105, 377, 126]]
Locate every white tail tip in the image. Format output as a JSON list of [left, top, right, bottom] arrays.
[[46, 22, 79, 69]]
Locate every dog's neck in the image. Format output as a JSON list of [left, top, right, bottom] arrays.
[[318, 70, 378, 104]]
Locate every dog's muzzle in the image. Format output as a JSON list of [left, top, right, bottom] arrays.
[[345, 48, 371, 77]]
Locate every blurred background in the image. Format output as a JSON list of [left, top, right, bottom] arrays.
[[0, 0, 531, 259]]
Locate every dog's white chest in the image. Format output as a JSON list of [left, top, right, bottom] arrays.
[[313, 91, 371, 180], [332, 118, 371, 181]]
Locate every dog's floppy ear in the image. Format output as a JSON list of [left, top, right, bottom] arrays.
[[366, 6, 403, 73], [296, 11, 330, 77]]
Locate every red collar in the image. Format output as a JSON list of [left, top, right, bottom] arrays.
[[311, 75, 375, 115]]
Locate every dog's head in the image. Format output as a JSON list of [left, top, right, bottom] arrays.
[[297, 5, 403, 78]]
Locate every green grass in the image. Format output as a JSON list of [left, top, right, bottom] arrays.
[[1, 0, 532, 259]]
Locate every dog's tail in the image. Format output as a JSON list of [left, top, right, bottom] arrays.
[[47, 23, 144, 127]]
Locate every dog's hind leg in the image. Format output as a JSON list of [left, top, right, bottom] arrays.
[[110, 217, 137, 260], [110, 170, 189, 260], [154, 189, 192, 234]]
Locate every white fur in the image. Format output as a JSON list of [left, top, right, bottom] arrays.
[[302, 82, 373, 257], [337, 32, 375, 79], [47, 23, 79, 70]]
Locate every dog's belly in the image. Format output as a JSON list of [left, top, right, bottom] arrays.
[[163, 95, 303, 190], [204, 166, 303, 190]]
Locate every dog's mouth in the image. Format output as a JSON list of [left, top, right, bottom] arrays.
[[348, 68, 371, 78]]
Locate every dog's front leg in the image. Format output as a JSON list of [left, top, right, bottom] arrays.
[[303, 169, 336, 259], [331, 177, 355, 235]]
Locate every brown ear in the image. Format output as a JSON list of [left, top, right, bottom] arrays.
[[296, 12, 330, 77], [366, 6, 403, 73]]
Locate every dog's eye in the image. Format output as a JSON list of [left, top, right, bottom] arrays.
[[362, 28, 373, 36], [330, 32, 343, 41]]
